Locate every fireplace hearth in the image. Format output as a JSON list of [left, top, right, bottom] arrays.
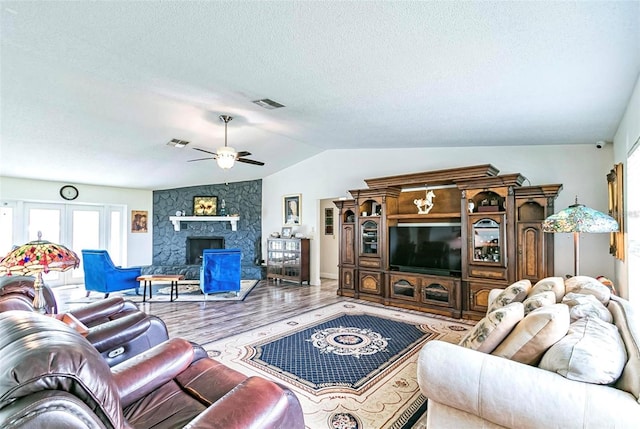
[[186, 237, 225, 265]]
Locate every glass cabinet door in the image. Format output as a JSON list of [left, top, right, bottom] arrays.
[[285, 240, 300, 251], [471, 218, 502, 263], [360, 219, 379, 255]]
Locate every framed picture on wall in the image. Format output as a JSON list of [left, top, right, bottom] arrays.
[[283, 194, 301, 225], [193, 196, 218, 216], [131, 210, 148, 233], [608, 163, 625, 261]]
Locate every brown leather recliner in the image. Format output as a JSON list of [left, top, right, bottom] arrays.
[[0, 311, 305, 428], [0, 276, 169, 366], [0, 275, 58, 314]]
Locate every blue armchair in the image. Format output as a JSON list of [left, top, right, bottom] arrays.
[[81, 249, 141, 298], [200, 248, 241, 296]]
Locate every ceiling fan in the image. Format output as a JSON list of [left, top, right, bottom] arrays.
[[189, 115, 265, 169]]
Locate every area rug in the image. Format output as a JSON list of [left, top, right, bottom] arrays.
[[65, 279, 259, 304], [202, 302, 474, 429]]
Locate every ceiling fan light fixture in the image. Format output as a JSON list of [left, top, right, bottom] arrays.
[[216, 146, 236, 169], [187, 114, 263, 168]]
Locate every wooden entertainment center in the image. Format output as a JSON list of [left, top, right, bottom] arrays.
[[334, 164, 562, 320]]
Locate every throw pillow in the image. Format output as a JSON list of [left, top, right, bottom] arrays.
[[492, 303, 570, 365], [486, 279, 532, 314], [596, 275, 617, 295], [522, 290, 556, 315], [562, 292, 613, 323], [528, 277, 565, 303], [539, 316, 626, 384], [459, 302, 525, 354], [564, 276, 611, 306]]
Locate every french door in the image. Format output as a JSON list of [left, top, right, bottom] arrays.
[[23, 203, 124, 287]]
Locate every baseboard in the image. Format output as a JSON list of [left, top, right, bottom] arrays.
[[320, 272, 338, 280]]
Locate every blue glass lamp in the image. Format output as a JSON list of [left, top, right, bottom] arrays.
[[542, 198, 619, 276]]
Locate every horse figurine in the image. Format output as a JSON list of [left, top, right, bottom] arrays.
[[414, 189, 436, 214]]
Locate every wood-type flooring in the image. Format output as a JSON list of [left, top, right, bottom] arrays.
[[58, 279, 345, 345]]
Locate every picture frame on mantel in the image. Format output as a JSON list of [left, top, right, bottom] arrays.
[[193, 196, 218, 216], [283, 194, 301, 225]]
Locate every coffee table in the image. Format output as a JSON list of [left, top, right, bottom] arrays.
[[136, 274, 184, 302]]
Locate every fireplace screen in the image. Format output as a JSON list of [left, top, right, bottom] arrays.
[[186, 237, 225, 264]]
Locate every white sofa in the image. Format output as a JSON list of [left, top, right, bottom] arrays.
[[417, 293, 640, 428]]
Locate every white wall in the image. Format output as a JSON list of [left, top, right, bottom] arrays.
[[262, 145, 615, 286], [613, 73, 640, 300], [0, 177, 153, 266], [2, 141, 622, 287]]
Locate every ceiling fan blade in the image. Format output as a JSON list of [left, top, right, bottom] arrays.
[[237, 158, 265, 166], [236, 151, 251, 157], [187, 157, 216, 162], [193, 147, 217, 156]]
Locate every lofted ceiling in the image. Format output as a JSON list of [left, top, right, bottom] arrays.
[[1, 1, 638, 190]]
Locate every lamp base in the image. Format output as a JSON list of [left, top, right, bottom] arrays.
[[573, 231, 580, 277], [32, 272, 47, 314]]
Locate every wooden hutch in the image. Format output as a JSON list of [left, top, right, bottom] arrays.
[[334, 164, 562, 320]]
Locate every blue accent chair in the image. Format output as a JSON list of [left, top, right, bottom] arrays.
[[81, 249, 141, 298], [200, 249, 241, 296]]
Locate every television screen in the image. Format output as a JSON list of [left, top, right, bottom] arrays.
[[389, 224, 462, 276]]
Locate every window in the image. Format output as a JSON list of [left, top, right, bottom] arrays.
[[627, 141, 640, 305], [0, 204, 15, 256]]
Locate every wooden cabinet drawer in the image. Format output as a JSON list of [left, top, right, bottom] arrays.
[[388, 273, 460, 309], [465, 280, 508, 314], [359, 257, 381, 269], [340, 268, 356, 290], [388, 273, 419, 302], [420, 276, 459, 309], [468, 264, 507, 281], [358, 270, 383, 296]]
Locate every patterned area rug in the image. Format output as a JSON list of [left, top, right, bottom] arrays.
[[203, 302, 474, 429], [65, 280, 259, 304]]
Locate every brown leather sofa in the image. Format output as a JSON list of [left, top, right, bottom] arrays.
[[0, 275, 169, 366], [0, 311, 305, 428]]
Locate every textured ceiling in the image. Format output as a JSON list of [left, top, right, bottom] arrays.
[[1, 1, 638, 189]]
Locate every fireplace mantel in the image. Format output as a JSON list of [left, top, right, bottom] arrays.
[[169, 216, 240, 232]]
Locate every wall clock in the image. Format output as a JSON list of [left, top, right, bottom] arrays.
[[60, 185, 79, 201]]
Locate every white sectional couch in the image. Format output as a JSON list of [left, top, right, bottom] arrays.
[[417, 278, 640, 429]]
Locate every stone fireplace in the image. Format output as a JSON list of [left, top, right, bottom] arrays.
[[186, 237, 224, 265], [145, 179, 264, 280]]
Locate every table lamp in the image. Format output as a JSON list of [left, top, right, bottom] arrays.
[[541, 197, 619, 276], [0, 232, 80, 313]]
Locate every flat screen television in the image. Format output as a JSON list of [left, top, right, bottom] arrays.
[[389, 223, 462, 276]]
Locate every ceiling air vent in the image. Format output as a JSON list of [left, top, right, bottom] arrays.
[[252, 98, 285, 110], [167, 139, 190, 148]]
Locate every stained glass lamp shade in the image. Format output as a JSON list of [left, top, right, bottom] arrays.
[[0, 232, 80, 313], [542, 199, 619, 276]]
